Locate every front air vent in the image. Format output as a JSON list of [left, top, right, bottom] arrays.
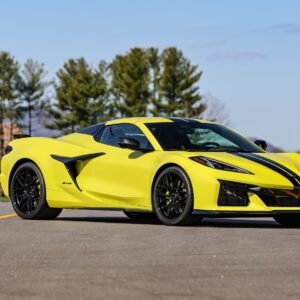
[[218, 181, 250, 206]]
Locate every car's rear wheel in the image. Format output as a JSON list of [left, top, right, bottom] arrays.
[[10, 162, 62, 220], [152, 166, 194, 226], [274, 214, 300, 227], [123, 210, 157, 221]]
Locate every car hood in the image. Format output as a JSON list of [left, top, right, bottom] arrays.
[[174, 151, 300, 188]]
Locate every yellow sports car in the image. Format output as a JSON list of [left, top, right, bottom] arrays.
[[1, 117, 300, 226]]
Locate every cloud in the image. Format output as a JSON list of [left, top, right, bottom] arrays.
[[273, 23, 300, 33], [206, 51, 268, 62]]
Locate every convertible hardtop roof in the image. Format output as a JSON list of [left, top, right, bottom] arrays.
[[106, 117, 212, 125], [78, 117, 214, 136]]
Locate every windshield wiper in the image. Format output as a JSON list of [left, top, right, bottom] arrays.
[[224, 148, 253, 153]]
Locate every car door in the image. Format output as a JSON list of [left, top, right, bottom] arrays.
[[76, 123, 158, 209]]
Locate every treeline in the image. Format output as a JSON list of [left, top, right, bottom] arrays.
[[0, 47, 227, 152], [0, 52, 49, 152], [46, 47, 206, 133]]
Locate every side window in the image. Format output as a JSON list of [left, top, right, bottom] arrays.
[[94, 126, 105, 142], [100, 124, 153, 150], [78, 123, 105, 136]]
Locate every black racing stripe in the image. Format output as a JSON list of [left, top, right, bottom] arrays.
[[233, 152, 300, 187], [165, 117, 201, 125], [250, 153, 300, 182], [166, 117, 188, 123], [183, 118, 203, 126]]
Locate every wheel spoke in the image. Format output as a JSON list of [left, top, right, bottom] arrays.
[[159, 202, 169, 211], [15, 174, 26, 187], [156, 171, 189, 220], [20, 197, 29, 210], [169, 206, 175, 219], [12, 167, 41, 214]]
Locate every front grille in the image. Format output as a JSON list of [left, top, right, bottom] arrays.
[[217, 181, 300, 207], [257, 188, 300, 207], [218, 181, 250, 206]]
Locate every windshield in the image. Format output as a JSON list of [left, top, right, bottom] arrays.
[[146, 122, 264, 153]]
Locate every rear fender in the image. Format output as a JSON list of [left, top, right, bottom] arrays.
[[2, 137, 100, 197]]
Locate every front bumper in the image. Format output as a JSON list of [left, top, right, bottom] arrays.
[[193, 175, 300, 212], [218, 180, 300, 208]]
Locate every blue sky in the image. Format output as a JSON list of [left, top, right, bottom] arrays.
[[1, 0, 300, 150]]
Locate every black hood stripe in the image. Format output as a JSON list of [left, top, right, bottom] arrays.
[[233, 152, 300, 187], [244, 153, 300, 184], [165, 117, 201, 126]]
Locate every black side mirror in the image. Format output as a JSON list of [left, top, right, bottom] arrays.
[[254, 140, 267, 151], [119, 137, 140, 150]]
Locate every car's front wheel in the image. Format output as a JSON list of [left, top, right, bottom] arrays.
[[274, 214, 300, 227], [152, 166, 194, 226], [10, 162, 62, 220]]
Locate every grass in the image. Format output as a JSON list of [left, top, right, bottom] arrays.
[[0, 196, 9, 202]]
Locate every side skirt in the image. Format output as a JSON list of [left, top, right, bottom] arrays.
[[193, 209, 300, 218]]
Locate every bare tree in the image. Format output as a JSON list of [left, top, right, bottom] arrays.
[[201, 94, 231, 126]]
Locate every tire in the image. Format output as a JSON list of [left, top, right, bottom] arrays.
[[274, 214, 300, 227], [123, 210, 157, 221], [152, 166, 194, 226], [10, 162, 62, 220]]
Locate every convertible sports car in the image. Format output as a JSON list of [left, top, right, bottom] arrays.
[[1, 117, 300, 226]]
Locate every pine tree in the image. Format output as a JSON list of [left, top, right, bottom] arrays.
[[88, 60, 110, 124], [0, 51, 20, 152], [18, 59, 49, 135], [180, 60, 205, 117], [46, 58, 109, 134], [110, 48, 150, 117], [147, 48, 162, 116], [157, 47, 205, 117]]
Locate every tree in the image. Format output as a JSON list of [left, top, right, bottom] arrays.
[[88, 60, 110, 124], [201, 94, 231, 125], [46, 58, 109, 134], [147, 48, 162, 116], [18, 59, 49, 135], [110, 48, 150, 117], [155, 47, 205, 118], [0, 51, 19, 153]]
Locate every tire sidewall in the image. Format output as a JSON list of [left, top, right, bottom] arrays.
[[10, 162, 47, 219], [152, 166, 194, 225]]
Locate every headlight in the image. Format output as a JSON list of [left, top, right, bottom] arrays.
[[190, 156, 253, 174]]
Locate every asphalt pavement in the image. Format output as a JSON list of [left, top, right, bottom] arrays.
[[1, 202, 300, 300]]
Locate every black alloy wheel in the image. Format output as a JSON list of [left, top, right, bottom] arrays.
[[153, 166, 195, 225], [10, 162, 62, 220]]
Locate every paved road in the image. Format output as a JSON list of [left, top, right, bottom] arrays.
[[1, 202, 300, 300]]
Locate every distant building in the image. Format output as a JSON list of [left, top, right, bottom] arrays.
[[2, 123, 22, 147]]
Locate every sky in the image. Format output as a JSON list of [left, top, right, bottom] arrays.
[[0, 0, 300, 150]]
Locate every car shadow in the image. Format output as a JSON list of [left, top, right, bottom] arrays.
[[57, 216, 162, 225], [199, 218, 280, 228], [56, 215, 285, 228]]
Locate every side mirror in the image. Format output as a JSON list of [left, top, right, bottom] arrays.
[[119, 137, 140, 150], [254, 140, 267, 151]]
